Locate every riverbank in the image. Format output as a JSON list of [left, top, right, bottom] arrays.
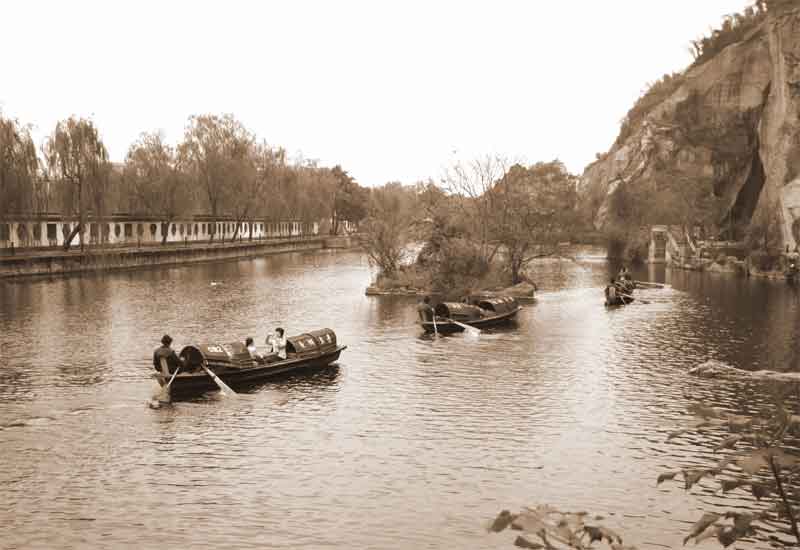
[[0, 235, 359, 279]]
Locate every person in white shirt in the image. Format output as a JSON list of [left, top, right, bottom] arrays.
[[266, 327, 287, 360], [245, 337, 259, 359]]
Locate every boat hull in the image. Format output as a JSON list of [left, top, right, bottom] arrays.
[[420, 306, 521, 333], [605, 295, 634, 307], [157, 346, 346, 396]]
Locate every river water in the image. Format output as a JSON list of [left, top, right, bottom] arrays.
[[1, 248, 798, 549]]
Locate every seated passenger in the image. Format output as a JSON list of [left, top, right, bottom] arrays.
[[266, 327, 287, 360], [245, 337, 261, 359]]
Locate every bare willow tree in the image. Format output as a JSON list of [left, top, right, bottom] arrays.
[[361, 183, 419, 278], [43, 117, 109, 251], [226, 141, 285, 241], [0, 114, 39, 220], [178, 114, 253, 242], [442, 155, 511, 265], [124, 132, 192, 244]]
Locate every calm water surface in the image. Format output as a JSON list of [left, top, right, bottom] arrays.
[[1, 249, 799, 549]]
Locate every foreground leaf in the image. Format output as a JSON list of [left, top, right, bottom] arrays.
[[488, 510, 517, 532], [714, 435, 742, 452], [657, 471, 680, 485], [719, 479, 749, 493], [514, 534, 544, 549], [717, 526, 739, 547], [737, 450, 769, 475], [688, 403, 725, 419], [751, 483, 773, 500], [684, 512, 721, 545], [683, 469, 712, 491]]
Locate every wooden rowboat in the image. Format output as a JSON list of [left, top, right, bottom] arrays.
[[153, 328, 345, 397], [420, 296, 522, 334]]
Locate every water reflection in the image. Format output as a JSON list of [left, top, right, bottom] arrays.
[[0, 249, 799, 549]]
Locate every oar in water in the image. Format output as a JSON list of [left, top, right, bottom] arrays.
[[620, 292, 650, 304], [446, 317, 481, 337], [633, 280, 665, 289], [432, 313, 438, 337], [200, 362, 238, 397], [155, 365, 182, 403]]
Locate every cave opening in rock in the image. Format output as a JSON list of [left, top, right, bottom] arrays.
[[721, 146, 765, 240]]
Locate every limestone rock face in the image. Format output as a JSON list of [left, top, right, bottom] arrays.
[[581, 7, 800, 247]]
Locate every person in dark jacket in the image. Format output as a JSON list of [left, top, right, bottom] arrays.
[[417, 296, 435, 322], [605, 278, 618, 305], [153, 334, 182, 373]]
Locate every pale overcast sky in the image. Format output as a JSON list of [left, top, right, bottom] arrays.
[[2, 0, 750, 186]]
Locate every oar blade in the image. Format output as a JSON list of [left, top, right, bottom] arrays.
[[201, 364, 238, 398]]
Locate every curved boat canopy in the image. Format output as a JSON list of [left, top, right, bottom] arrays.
[[475, 296, 519, 315], [287, 328, 338, 357], [434, 302, 484, 321], [179, 342, 252, 368]]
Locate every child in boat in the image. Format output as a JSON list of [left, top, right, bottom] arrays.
[[245, 337, 261, 358]]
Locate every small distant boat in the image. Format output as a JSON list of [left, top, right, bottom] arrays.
[[605, 280, 635, 307], [420, 296, 522, 334], [153, 328, 346, 397]]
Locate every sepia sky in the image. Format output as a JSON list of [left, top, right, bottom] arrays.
[[2, 0, 750, 186]]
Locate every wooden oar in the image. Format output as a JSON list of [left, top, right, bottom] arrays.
[[633, 280, 664, 288], [200, 362, 238, 397], [446, 317, 481, 337], [620, 292, 649, 304], [156, 365, 181, 403], [432, 313, 438, 337]]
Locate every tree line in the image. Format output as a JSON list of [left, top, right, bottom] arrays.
[[0, 112, 370, 249]]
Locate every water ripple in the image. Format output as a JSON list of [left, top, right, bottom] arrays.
[[0, 250, 798, 548]]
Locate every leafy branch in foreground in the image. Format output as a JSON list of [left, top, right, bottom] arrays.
[[487, 505, 636, 550], [657, 395, 800, 546]]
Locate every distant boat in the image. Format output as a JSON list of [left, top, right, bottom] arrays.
[[419, 296, 522, 334], [153, 328, 345, 397]]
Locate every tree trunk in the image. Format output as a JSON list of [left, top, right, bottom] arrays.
[[63, 222, 82, 251]]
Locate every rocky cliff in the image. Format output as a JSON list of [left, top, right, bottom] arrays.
[[581, 5, 800, 249]]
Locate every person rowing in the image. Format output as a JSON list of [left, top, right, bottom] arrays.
[[605, 278, 618, 305]]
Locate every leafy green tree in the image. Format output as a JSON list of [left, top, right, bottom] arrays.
[[330, 165, 367, 234], [360, 183, 417, 278], [491, 161, 579, 284], [43, 117, 109, 250]]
